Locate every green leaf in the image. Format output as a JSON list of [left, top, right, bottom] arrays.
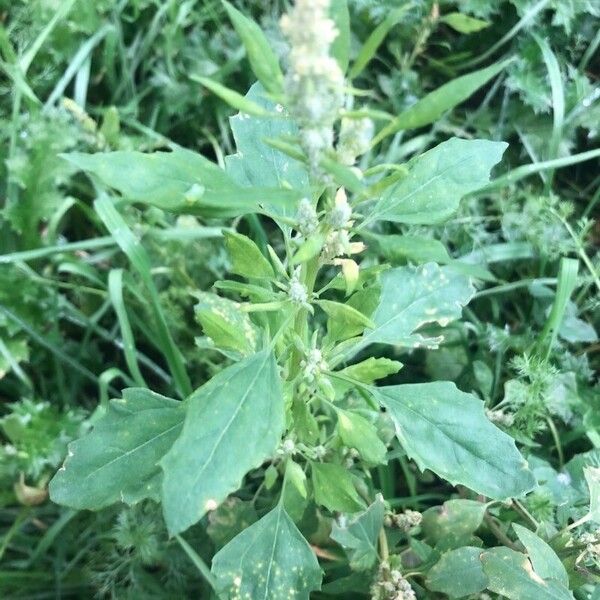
[[584, 466, 600, 524], [337, 357, 402, 385], [49, 389, 184, 510], [318, 299, 375, 343], [222, 1, 283, 95], [336, 408, 387, 465], [311, 462, 365, 513], [282, 460, 309, 522], [426, 547, 489, 598], [372, 61, 510, 143], [223, 230, 274, 279], [292, 399, 320, 444], [441, 12, 490, 33], [211, 502, 322, 599], [481, 547, 574, 600], [192, 76, 271, 116], [373, 234, 451, 265], [225, 83, 310, 205], [349, 7, 408, 79], [372, 382, 536, 499], [329, 0, 350, 73], [161, 350, 284, 534], [330, 496, 385, 570], [366, 138, 507, 224], [194, 292, 257, 356], [513, 524, 568, 586], [66, 149, 299, 217], [422, 499, 487, 544], [359, 263, 474, 350]]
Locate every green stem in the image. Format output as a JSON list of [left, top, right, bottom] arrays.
[[289, 256, 320, 378]]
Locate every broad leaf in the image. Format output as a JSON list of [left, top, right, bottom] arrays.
[[49, 389, 184, 510], [161, 350, 284, 534], [374, 234, 452, 265], [211, 503, 322, 599], [365, 138, 507, 224], [194, 292, 257, 355], [330, 496, 385, 570], [372, 61, 509, 143], [513, 524, 568, 587], [319, 299, 375, 343], [422, 499, 487, 543], [64, 148, 299, 217], [225, 82, 309, 205], [481, 547, 574, 600], [311, 462, 365, 513], [426, 547, 489, 598], [336, 408, 387, 465], [359, 263, 474, 351], [372, 382, 536, 499]]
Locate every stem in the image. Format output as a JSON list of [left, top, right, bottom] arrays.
[[289, 256, 320, 378], [175, 534, 218, 592]]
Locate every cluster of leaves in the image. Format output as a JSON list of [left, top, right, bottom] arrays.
[[0, 0, 598, 599]]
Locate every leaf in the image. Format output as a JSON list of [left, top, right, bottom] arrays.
[[584, 466, 600, 524], [223, 230, 274, 279], [318, 299, 375, 343], [366, 138, 507, 224], [330, 496, 385, 570], [441, 12, 490, 33], [426, 547, 489, 598], [336, 408, 387, 465], [194, 292, 257, 355], [49, 389, 184, 510], [282, 460, 309, 522], [422, 499, 487, 543], [373, 234, 452, 265], [192, 76, 271, 116], [160, 350, 284, 534], [292, 399, 319, 444], [349, 7, 408, 79], [222, 1, 283, 94], [513, 524, 569, 586], [481, 547, 574, 600], [329, 0, 350, 73], [225, 83, 310, 209], [371, 381, 536, 499], [311, 462, 365, 513], [65, 148, 299, 217], [372, 62, 510, 143], [211, 503, 322, 599], [359, 263, 474, 350], [337, 357, 402, 385]]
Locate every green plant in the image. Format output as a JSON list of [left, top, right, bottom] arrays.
[[1, 0, 599, 598]]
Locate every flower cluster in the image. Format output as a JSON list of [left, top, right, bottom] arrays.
[[384, 509, 423, 533], [295, 198, 319, 237], [280, 0, 344, 168], [301, 348, 328, 383], [337, 116, 374, 165], [322, 188, 364, 261], [370, 561, 416, 600], [288, 266, 309, 305]]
